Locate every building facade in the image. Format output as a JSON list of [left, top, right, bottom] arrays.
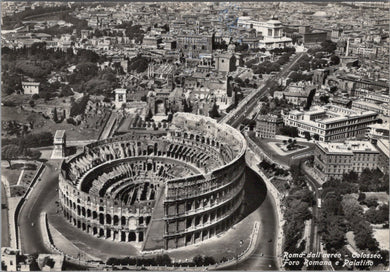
[[284, 105, 378, 142], [314, 140, 379, 182], [22, 81, 40, 95], [255, 114, 281, 138], [352, 100, 389, 117], [237, 17, 292, 49], [176, 34, 213, 58], [375, 138, 389, 175]]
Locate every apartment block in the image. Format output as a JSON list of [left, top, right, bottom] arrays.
[[314, 140, 379, 182], [284, 105, 378, 141]]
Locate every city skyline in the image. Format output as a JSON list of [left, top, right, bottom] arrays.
[[1, 1, 389, 271]]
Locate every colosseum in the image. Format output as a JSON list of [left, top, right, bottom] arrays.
[[58, 113, 247, 250]]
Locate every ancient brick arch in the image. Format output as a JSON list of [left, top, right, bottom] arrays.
[[59, 113, 247, 249]]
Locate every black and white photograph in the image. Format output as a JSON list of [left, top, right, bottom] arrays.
[[1, 1, 389, 271]]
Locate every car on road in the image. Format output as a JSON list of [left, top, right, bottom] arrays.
[[31, 222, 35, 227]]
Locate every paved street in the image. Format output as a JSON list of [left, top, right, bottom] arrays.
[[223, 168, 278, 271], [225, 193, 278, 271], [301, 164, 321, 253], [14, 159, 279, 271], [18, 161, 61, 254], [221, 53, 306, 128], [1, 182, 10, 247], [45, 167, 277, 268]]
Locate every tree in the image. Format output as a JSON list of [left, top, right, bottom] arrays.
[[193, 255, 204, 266], [319, 95, 329, 104], [183, 99, 192, 113], [2, 144, 22, 168], [70, 95, 89, 117], [155, 254, 171, 266], [357, 192, 366, 202], [304, 88, 316, 110], [365, 205, 389, 224], [203, 256, 216, 265], [330, 55, 340, 65], [341, 195, 364, 222], [320, 40, 337, 54], [29, 100, 35, 107], [279, 126, 299, 138], [303, 131, 311, 141], [364, 198, 379, 208], [53, 107, 58, 123], [26, 149, 41, 160], [260, 103, 270, 115], [128, 55, 150, 73], [322, 220, 346, 251], [209, 103, 221, 118], [353, 221, 379, 251], [313, 134, 320, 141], [329, 86, 338, 93], [342, 171, 358, 183]]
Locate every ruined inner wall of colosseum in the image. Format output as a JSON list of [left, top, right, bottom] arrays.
[[59, 113, 247, 250]]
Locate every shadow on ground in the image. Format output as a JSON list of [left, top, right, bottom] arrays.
[[239, 166, 268, 220]]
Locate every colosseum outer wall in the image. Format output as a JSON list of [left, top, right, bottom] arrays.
[[58, 113, 247, 250]]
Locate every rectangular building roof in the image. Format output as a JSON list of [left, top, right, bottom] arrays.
[[317, 140, 379, 155], [55, 130, 65, 138]]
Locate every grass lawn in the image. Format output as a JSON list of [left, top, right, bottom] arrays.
[[1, 161, 40, 197], [1, 167, 22, 186], [32, 118, 101, 141], [2, 105, 43, 123], [2, 104, 109, 141]]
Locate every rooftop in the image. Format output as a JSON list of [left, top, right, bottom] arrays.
[[317, 140, 379, 154], [54, 130, 65, 138]]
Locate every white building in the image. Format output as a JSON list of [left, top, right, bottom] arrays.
[[366, 123, 389, 142], [352, 100, 390, 117], [114, 88, 127, 109], [284, 104, 378, 141], [314, 140, 379, 182], [22, 81, 40, 95], [237, 17, 293, 49]]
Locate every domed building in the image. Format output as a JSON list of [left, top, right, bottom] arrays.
[[58, 113, 247, 250]]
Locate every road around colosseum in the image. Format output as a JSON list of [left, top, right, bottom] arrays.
[[223, 170, 278, 271], [18, 161, 278, 270], [18, 160, 61, 254]]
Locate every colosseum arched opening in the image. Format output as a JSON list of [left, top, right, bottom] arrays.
[[58, 113, 247, 250]]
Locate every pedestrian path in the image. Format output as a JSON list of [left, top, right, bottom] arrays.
[[16, 170, 25, 186]]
